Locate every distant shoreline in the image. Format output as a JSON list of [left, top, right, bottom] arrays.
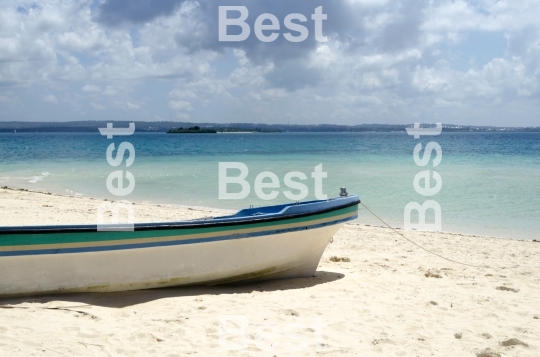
[[1, 121, 539, 133]]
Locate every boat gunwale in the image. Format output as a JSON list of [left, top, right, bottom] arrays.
[[0, 196, 360, 235]]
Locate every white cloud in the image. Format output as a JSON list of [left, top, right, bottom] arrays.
[[82, 84, 102, 93], [413, 66, 452, 92], [90, 102, 105, 110], [126, 101, 141, 110], [346, 0, 389, 6], [0, 95, 20, 105], [169, 100, 193, 111], [42, 94, 58, 104], [0, 0, 539, 125], [113, 100, 144, 111], [102, 86, 121, 96]]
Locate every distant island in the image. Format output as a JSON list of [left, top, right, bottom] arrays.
[[167, 126, 281, 134], [167, 126, 216, 134]]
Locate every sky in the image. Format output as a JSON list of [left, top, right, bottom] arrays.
[[0, 0, 539, 126]]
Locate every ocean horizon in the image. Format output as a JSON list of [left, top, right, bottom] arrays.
[[1, 130, 539, 240]]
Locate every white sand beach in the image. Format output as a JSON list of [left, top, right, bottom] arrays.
[[0, 187, 538, 356]]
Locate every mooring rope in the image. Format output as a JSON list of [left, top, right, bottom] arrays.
[[360, 202, 486, 269]]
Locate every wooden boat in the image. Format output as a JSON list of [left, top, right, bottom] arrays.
[[0, 194, 360, 296]]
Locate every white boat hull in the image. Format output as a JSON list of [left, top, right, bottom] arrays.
[[0, 224, 342, 296]]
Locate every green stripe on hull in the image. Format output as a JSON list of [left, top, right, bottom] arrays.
[[0, 205, 358, 248]]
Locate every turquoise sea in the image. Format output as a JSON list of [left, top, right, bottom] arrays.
[[1, 131, 539, 240]]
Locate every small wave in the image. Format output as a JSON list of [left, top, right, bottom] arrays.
[[28, 172, 51, 184], [65, 189, 83, 196], [28, 176, 43, 183]]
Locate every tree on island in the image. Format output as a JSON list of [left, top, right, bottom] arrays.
[[167, 126, 217, 134]]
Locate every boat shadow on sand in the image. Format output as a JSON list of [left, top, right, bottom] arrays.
[[0, 271, 344, 308]]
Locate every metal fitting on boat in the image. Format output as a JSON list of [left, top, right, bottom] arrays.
[[340, 187, 348, 197]]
